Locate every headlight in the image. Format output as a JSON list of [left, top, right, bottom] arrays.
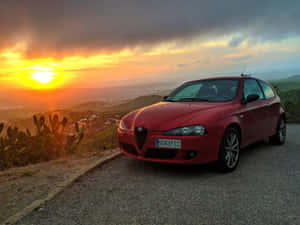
[[119, 120, 128, 131], [164, 125, 207, 136]]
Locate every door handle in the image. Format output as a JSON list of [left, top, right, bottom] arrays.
[[265, 103, 271, 107]]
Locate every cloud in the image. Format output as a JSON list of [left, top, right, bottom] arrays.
[[177, 64, 188, 68], [229, 54, 252, 61], [1, 0, 300, 58], [192, 60, 201, 64], [177, 59, 202, 68], [64, 67, 103, 72], [228, 36, 245, 47]]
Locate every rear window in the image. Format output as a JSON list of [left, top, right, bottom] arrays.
[[258, 81, 275, 99]]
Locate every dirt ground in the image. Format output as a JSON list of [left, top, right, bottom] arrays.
[[0, 149, 118, 223]]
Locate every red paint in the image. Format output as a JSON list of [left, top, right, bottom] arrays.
[[117, 76, 284, 164]]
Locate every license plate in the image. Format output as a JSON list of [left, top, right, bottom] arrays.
[[155, 139, 181, 149]]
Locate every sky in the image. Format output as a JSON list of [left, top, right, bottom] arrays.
[[1, 0, 300, 89]]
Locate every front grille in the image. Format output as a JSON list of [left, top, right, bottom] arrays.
[[145, 148, 178, 160], [121, 143, 138, 156], [134, 127, 147, 149]]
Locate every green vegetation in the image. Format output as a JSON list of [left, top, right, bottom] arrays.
[[0, 114, 84, 170], [277, 89, 300, 122], [0, 108, 38, 121], [70, 100, 109, 111], [270, 75, 300, 92], [107, 95, 163, 115], [79, 125, 118, 153], [270, 75, 300, 122]]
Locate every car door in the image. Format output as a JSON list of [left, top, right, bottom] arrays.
[[240, 79, 267, 145], [257, 80, 279, 136]]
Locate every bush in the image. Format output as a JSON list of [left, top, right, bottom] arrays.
[[78, 125, 118, 153], [0, 114, 84, 170]]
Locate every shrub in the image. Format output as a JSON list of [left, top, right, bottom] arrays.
[[78, 125, 118, 153], [0, 114, 84, 170]]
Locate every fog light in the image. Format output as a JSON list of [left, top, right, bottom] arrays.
[[184, 151, 197, 160]]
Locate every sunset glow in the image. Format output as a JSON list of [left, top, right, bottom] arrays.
[[26, 64, 61, 89], [32, 71, 54, 84], [1, 36, 300, 91], [0, 1, 300, 91]]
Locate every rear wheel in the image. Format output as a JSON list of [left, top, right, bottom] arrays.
[[270, 117, 286, 145], [217, 127, 240, 172]]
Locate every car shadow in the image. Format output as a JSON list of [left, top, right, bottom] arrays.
[[126, 159, 219, 179], [123, 140, 273, 178], [239, 139, 274, 160]]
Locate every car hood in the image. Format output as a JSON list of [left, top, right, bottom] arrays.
[[125, 101, 232, 131]]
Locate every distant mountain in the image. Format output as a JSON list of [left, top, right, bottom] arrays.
[[110, 95, 163, 113], [0, 82, 177, 111], [70, 101, 109, 111], [287, 74, 300, 80], [271, 75, 300, 92]]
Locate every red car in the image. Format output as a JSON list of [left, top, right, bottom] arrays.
[[117, 76, 286, 172]]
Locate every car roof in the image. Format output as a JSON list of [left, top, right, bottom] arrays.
[[188, 76, 259, 82]]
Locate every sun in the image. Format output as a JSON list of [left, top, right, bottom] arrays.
[[32, 71, 54, 84]]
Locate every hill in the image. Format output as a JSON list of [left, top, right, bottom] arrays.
[[286, 74, 300, 80], [70, 101, 109, 111], [271, 75, 300, 91], [0, 82, 176, 110], [275, 88, 300, 122], [109, 95, 163, 113]]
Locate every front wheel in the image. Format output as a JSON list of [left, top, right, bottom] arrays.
[[217, 127, 240, 172], [270, 117, 286, 145]]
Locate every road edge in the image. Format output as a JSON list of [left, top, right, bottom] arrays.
[[2, 150, 122, 225]]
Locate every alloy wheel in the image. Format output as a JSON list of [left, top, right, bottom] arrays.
[[224, 132, 240, 168], [278, 119, 286, 142]]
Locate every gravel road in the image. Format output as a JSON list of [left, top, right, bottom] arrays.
[[16, 124, 300, 225]]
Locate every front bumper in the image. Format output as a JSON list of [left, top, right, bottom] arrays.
[[117, 128, 220, 164]]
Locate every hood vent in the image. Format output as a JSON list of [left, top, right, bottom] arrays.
[[134, 127, 147, 149]]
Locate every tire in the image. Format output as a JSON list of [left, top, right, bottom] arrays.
[[217, 127, 241, 172], [270, 116, 286, 145]]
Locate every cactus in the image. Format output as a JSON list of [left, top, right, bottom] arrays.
[[75, 122, 84, 144], [61, 117, 68, 127], [0, 123, 4, 134], [34, 114, 85, 155], [26, 129, 31, 137], [49, 114, 60, 133], [0, 113, 85, 170], [65, 122, 84, 154], [33, 115, 40, 134]]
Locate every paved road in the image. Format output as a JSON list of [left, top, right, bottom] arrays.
[[17, 125, 300, 225]]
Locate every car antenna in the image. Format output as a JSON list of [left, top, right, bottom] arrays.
[[241, 65, 252, 77]]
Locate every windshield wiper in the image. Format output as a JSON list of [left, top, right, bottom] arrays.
[[178, 98, 210, 102], [163, 99, 175, 102]]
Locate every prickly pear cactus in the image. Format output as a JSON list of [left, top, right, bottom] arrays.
[[0, 114, 84, 170], [66, 122, 84, 154]]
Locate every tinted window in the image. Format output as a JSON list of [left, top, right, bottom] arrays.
[[166, 79, 240, 102], [171, 83, 203, 100], [258, 81, 275, 99], [243, 79, 264, 100]]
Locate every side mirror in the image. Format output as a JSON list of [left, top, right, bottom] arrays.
[[163, 96, 168, 100], [246, 94, 259, 103]]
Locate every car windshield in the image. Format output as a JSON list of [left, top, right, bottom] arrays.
[[166, 79, 240, 102]]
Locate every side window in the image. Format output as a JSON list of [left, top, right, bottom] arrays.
[[243, 79, 264, 100], [258, 81, 275, 99]]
